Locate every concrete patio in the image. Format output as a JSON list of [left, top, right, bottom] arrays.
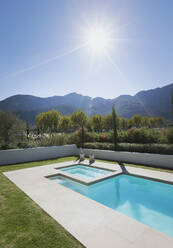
[[4, 160, 173, 248]]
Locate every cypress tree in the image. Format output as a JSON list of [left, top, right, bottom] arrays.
[[172, 91, 173, 119], [112, 105, 118, 150], [81, 122, 84, 148]]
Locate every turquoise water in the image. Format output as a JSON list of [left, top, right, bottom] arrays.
[[58, 165, 111, 179], [50, 174, 173, 237]]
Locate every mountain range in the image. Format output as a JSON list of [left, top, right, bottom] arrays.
[[0, 83, 172, 124]]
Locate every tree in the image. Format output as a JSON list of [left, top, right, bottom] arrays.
[[70, 111, 87, 148], [46, 110, 61, 132], [130, 114, 142, 128], [149, 117, 155, 128], [70, 111, 87, 129], [172, 91, 173, 118], [85, 117, 92, 131], [141, 116, 150, 127], [167, 91, 173, 143], [91, 115, 103, 132], [26, 121, 30, 140], [148, 116, 164, 128], [0, 111, 25, 149], [35, 110, 61, 133], [35, 112, 46, 134], [112, 106, 118, 150], [155, 116, 164, 127], [59, 116, 71, 132], [103, 114, 113, 131], [118, 117, 128, 130]]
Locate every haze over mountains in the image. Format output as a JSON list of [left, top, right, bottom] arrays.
[[0, 83, 172, 124]]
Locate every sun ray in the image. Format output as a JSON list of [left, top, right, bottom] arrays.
[[105, 52, 128, 84], [0, 19, 131, 81], [83, 25, 112, 55], [0, 43, 87, 81]]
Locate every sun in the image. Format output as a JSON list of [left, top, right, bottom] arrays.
[[85, 26, 111, 54]]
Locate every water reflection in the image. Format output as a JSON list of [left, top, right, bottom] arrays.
[[51, 174, 173, 238]]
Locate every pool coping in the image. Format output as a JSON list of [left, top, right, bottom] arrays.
[[46, 163, 121, 185], [4, 160, 173, 248]]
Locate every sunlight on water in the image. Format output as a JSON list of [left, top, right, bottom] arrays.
[[50, 174, 173, 238]]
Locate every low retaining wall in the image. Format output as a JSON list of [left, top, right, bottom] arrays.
[[0, 145, 77, 166], [0, 145, 172, 169], [79, 148, 173, 169]]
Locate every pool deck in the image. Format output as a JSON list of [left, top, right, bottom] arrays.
[[46, 163, 120, 185], [4, 160, 173, 248]]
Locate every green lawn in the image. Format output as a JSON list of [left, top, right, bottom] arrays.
[[1, 156, 172, 248], [95, 159, 173, 174], [0, 156, 84, 248]]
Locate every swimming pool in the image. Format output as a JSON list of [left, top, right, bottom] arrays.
[[50, 174, 173, 238], [57, 164, 112, 179]]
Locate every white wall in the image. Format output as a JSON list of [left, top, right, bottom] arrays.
[[0, 145, 172, 169], [78, 148, 173, 169], [0, 145, 77, 166]]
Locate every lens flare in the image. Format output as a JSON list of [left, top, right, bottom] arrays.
[[85, 26, 112, 54]]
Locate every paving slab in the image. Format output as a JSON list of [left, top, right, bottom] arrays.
[[4, 160, 173, 248]]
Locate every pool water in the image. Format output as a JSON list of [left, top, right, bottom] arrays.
[[58, 165, 111, 179], [50, 174, 173, 238]]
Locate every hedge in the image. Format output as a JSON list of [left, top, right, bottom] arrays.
[[83, 142, 173, 155]]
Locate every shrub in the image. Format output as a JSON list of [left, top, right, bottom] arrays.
[[30, 133, 67, 147], [67, 132, 81, 146], [85, 132, 99, 142], [167, 127, 173, 144], [83, 131, 96, 143], [83, 142, 173, 155], [0, 111, 26, 149], [84, 142, 114, 150], [124, 128, 161, 144], [98, 132, 113, 143], [67, 130, 111, 145], [117, 130, 126, 142], [158, 129, 168, 144], [83, 131, 113, 143]]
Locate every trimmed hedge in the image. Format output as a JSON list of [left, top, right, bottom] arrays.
[[83, 142, 173, 155]]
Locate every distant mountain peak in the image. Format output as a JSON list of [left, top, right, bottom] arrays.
[[0, 83, 172, 123], [65, 92, 79, 96]]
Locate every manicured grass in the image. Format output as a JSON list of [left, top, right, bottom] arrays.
[[95, 159, 173, 174], [0, 156, 77, 173], [0, 156, 84, 248], [124, 163, 173, 173], [1, 155, 172, 248]]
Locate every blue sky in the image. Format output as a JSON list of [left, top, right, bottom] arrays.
[[0, 0, 173, 100]]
